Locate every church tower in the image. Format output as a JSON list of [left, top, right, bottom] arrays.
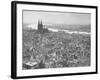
[[37, 19, 48, 33], [38, 20, 43, 31]]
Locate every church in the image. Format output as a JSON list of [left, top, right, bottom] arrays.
[[37, 20, 49, 33]]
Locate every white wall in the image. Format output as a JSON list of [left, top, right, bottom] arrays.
[[0, 0, 99, 80]]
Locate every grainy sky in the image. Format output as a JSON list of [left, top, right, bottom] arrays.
[[23, 10, 91, 25]]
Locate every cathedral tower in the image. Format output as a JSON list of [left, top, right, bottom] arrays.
[[38, 20, 43, 31]]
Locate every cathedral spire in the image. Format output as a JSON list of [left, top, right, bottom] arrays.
[[37, 19, 48, 33], [38, 19, 43, 31]]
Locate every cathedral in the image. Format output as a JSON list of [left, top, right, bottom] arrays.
[[37, 20, 48, 33], [38, 20, 43, 31]]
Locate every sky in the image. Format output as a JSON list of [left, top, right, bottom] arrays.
[[23, 10, 91, 25]]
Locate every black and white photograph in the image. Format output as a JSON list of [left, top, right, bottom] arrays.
[[11, 1, 97, 79], [22, 10, 91, 69]]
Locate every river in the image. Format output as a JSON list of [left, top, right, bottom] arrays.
[[48, 28, 90, 35]]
